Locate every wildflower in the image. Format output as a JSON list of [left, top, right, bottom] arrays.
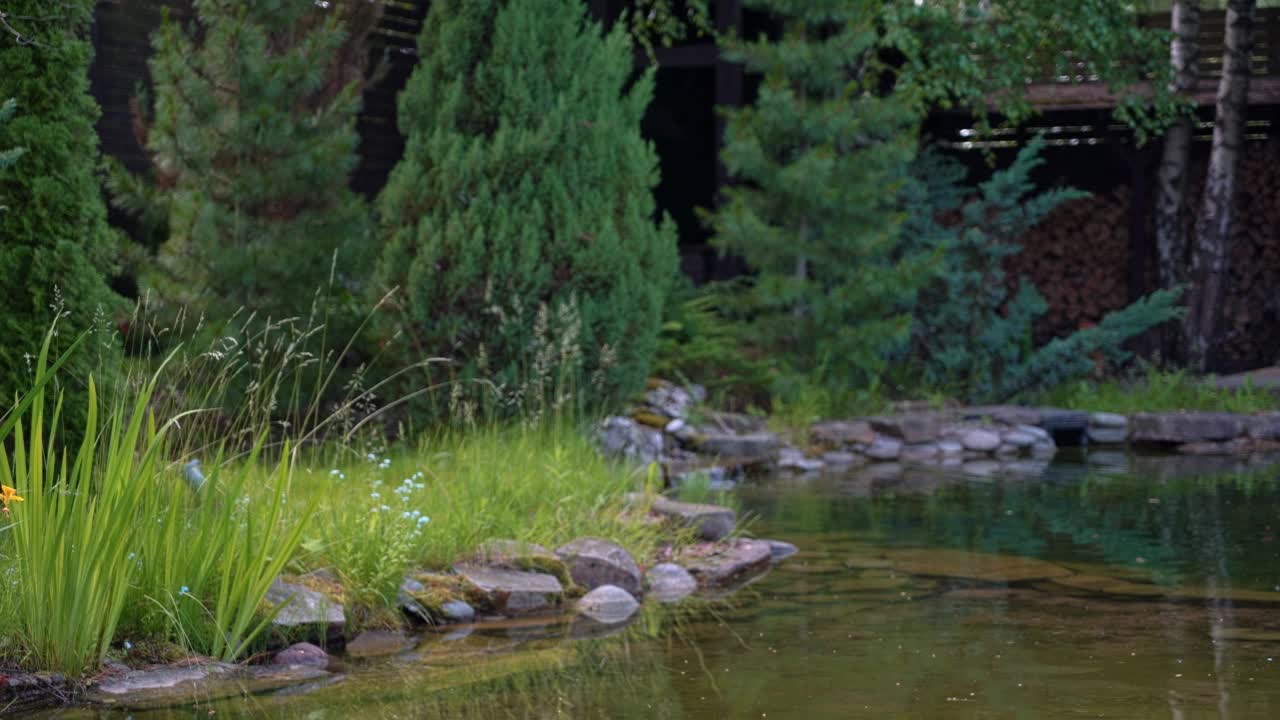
[[417, 515, 430, 526], [370, 492, 381, 500], [123, 640, 133, 651], [0, 484, 23, 516], [329, 469, 341, 476], [179, 585, 190, 595]]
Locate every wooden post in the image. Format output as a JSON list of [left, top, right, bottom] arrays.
[[714, 0, 743, 196]]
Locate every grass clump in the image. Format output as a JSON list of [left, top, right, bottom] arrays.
[[1035, 367, 1276, 415]]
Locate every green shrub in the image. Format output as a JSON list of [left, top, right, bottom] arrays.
[[376, 0, 677, 419], [898, 138, 1181, 401], [0, 2, 124, 436], [118, 0, 375, 329]]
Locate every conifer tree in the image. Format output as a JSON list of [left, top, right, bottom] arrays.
[[0, 2, 123, 423], [710, 0, 930, 388], [377, 0, 677, 413], [128, 0, 377, 325]]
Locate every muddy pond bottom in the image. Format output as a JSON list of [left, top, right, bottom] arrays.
[[55, 451, 1280, 719]]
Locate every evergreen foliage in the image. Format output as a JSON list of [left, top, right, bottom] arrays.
[[0, 2, 123, 429], [123, 0, 376, 326], [377, 0, 677, 415], [899, 138, 1182, 401], [710, 0, 932, 390]]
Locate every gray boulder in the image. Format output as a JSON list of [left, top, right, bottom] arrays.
[[810, 420, 876, 447], [575, 585, 640, 624], [764, 539, 799, 562], [264, 578, 344, 640], [777, 447, 824, 472], [961, 429, 1001, 452], [441, 600, 476, 623], [596, 416, 663, 465], [272, 642, 328, 668], [869, 414, 944, 444], [646, 563, 698, 603], [693, 431, 781, 462], [645, 383, 696, 420], [899, 443, 940, 463], [555, 537, 643, 596]]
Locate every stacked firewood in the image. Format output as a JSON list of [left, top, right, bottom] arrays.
[[1216, 145, 1280, 370], [1006, 189, 1132, 341]]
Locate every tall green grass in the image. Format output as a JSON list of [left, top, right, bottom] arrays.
[[1035, 367, 1276, 415]]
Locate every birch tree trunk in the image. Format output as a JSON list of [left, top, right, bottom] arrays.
[[1154, 0, 1199, 294], [1185, 0, 1255, 372]]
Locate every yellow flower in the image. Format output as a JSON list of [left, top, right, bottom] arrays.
[[1, 484, 23, 515]]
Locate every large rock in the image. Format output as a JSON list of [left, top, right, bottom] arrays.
[[646, 563, 698, 603], [1089, 412, 1128, 429], [575, 585, 640, 624], [1130, 412, 1247, 445], [810, 420, 876, 447], [682, 539, 773, 588], [961, 429, 1001, 452], [649, 495, 736, 540], [1247, 413, 1280, 440], [899, 443, 940, 463], [264, 578, 344, 640], [454, 564, 564, 616], [555, 537, 643, 596], [869, 414, 943, 444], [692, 431, 781, 462], [596, 416, 663, 465], [645, 383, 696, 420]]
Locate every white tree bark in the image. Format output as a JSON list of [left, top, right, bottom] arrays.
[[1154, 0, 1200, 296], [1185, 0, 1255, 371]]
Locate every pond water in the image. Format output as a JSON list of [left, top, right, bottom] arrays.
[[53, 451, 1280, 719]]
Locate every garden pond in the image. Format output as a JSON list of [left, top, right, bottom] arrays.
[[41, 449, 1280, 718]]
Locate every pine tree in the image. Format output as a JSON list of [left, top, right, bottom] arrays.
[[377, 0, 677, 415], [709, 0, 930, 389], [127, 0, 377, 325], [0, 2, 123, 425]]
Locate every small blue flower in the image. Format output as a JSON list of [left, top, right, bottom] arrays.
[[370, 492, 381, 500], [416, 515, 430, 526], [179, 585, 190, 595]]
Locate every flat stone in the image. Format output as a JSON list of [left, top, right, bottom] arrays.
[[964, 405, 1042, 426], [764, 539, 799, 562], [682, 539, 773, 588], [88, 663, 329, 710], [1089, 412, 1128, 429], [899, 443, 940, 463], [1087, 426, 1128, 444], [272, 642, 329, 668], [649, 495, 736, 540], [346, 630, 412, 658], [555, 537, 643, 596], [575, 585, 640, 624], [821, 451, 864, 466], [693, 431, 781, 461], [1037, 408, 1090, 432], [810, 420, 876, 447], [646, 563, 698, 603], [961, 429, 1001, 452], [869, 414, 944, 444], [864, 436, 902, 460], [1002, 431, 1037, 448], [264, 578, 344, 635], [1130, 412, 1247, 445], [454, 564, 564, 616], [1247, 413, 1280, 440]]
